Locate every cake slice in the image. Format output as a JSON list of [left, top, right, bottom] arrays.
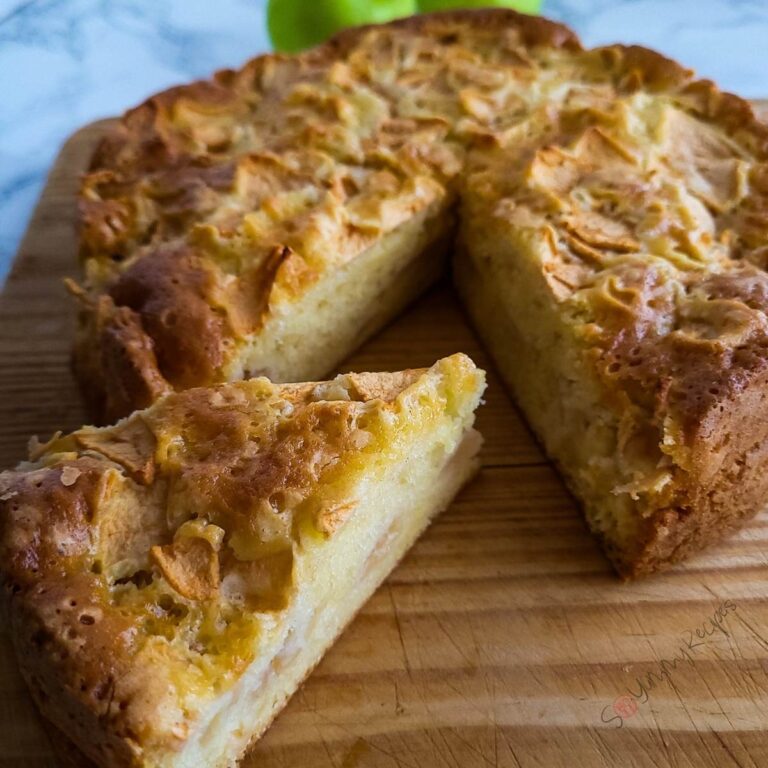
[[0, 354, 485, 767]]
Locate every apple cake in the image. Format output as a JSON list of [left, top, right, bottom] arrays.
[[74, 7, 768, 578], [0, 353, 485, 767]]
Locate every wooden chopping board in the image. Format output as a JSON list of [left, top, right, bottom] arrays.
[[3, 106, 768, 768]]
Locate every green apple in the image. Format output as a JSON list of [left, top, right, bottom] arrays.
[[417, 0, 542, 14], [268, 0, 419, 53]]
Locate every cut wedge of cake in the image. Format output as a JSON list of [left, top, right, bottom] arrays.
[[0, 354, 485, 767], [73, 8, 768, 575]]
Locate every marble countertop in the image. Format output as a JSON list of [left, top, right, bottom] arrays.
[[3, 0, 768, 284]]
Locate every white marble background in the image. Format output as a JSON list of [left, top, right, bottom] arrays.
[[2, 0, 768, 284]]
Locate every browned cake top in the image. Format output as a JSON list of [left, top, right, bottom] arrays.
[[0, 354, 483, 759]]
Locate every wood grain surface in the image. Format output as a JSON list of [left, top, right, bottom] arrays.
[[3, 107, 768, 768]]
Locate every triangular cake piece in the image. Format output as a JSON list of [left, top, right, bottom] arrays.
[[0, 354, 485, 767]]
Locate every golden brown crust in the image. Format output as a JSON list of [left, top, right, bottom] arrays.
[[325, 8, 581, 54], [107, 244, 229, 389], [0, 457, 145, 765], [67, 282, 171, 423], [623, 363, 768, 576]]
